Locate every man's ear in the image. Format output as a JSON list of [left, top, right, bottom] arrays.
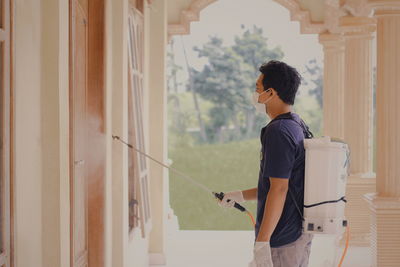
[[269, 88, 276, 96]]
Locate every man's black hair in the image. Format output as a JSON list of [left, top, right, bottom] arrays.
[[258, 60, 301, 105]]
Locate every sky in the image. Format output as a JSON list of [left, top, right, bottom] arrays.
[[169, 0, 324, 90]]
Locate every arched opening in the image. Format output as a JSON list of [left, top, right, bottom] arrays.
[[165, 0, 327, 266]]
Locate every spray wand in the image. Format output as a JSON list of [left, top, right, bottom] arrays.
[[112, 135, 255, 226]]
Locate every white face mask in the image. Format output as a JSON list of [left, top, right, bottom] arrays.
[[252, 90, 272, 114]]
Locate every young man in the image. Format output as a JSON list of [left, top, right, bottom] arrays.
[[219, 61, 313, 267]]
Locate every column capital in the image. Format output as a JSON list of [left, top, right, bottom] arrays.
[[319, 33, 345, 52], [339, 16, 376, 39], [345, 0, 400, 17], [369, 1, 400, 17], [374, 9, 400, 17]]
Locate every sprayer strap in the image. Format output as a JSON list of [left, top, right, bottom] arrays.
[[270, 113, 314, 139], [288, 188, 305, 221], [304, 197, 347, 208]]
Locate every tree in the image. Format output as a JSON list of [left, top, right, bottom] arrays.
[[233, 25, 284, 76], [167, 38, 187, 141], [232, 25, 284, 138], [187, 25, 285, 143], [182, 36, 208, 143], [293, 58, 323, 136], [304, 59, 323, 108], [191, 36, 250, 142]]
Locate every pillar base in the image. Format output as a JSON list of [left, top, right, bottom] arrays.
[[364, 193, 400, 267], [341, 174, 376, 246]]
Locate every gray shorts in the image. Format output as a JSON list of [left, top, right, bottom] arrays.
[[271, 233, 313, 267]]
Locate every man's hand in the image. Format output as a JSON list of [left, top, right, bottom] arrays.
[[218, 191, 245, 208], [248, 242, 274, 267]]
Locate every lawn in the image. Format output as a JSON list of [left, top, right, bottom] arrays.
[[169, 139, 260, 230]]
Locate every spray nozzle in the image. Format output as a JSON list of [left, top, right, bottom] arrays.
[[213, 191, 247, 212]]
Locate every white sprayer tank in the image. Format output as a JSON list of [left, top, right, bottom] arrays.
[[303, 136, 349, 235]]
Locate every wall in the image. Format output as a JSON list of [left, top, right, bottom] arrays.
[[104, 0, 113, 265], [13, 0, 159, 266], [14, 0, 43, 266], [147, 0, 169, 265], [109, 0, 129, 264], [14, 0, 75, 266], [40, 0, 70, 266]]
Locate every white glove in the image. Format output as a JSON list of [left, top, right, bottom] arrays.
[[248, 242, 273, 267], [218, 191, 245, 208]]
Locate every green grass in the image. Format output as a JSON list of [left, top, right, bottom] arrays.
[[169, 139, 260, 230]]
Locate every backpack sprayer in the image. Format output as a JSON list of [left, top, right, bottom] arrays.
[[111, 135, 256, 226], [274, 115, 351, 267], [301, 136, 351, 267]]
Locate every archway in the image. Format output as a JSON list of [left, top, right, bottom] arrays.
[[165, 1, 328, 266]]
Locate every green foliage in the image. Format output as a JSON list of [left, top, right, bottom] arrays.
[[167, 39, 184, 93], [233, 25, 284, 76], [167, 92, 214, 149], [293, 95, 322, 136], [192, 36, 250, 110], [190, 26, 285, 143], [169, 139, 260, 230], [304, 59, 323, 108]]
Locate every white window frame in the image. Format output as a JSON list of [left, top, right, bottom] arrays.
[[127, 4, 151, 238]]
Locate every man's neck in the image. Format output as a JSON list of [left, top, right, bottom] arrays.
[[268, 106, 292, 120]]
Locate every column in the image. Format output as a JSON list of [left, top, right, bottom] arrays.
[[365, 6, 400, 267], [319, 33, 346, 140], [41, 0, 71, 266], [341, 16, 377, 246], [342, 16, 376, 176], [109, 0, 129, 266], [148, 0, 168, 265]]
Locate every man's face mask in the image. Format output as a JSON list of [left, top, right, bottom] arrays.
[[252, 89, 273, 114]]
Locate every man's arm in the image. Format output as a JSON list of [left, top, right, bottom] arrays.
[[242, 187, 258, 201], [256, 177, 288, 242]]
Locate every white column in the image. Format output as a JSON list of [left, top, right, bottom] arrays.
[[365, 6, 400, 267], [319, 33, 346, 139], [41, 0, 71, 266], [148, 0, 168, 265], [342, 17, 376, 176], [340, 17, 377, 246], [374, 10, 400, 198], [110, 0, 129, 266]]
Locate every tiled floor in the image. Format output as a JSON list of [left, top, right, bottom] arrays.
[[151, 230, 371, 267]]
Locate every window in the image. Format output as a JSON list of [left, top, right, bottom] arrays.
[[0, 0, 11, 266], [129, 0, 144, 14], [127, 3, 151, 237]]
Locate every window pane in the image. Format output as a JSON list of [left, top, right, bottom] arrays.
[[128, 5, 148, 234]]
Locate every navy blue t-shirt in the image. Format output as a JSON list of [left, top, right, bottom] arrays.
[[255, 112, 306, 248]]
